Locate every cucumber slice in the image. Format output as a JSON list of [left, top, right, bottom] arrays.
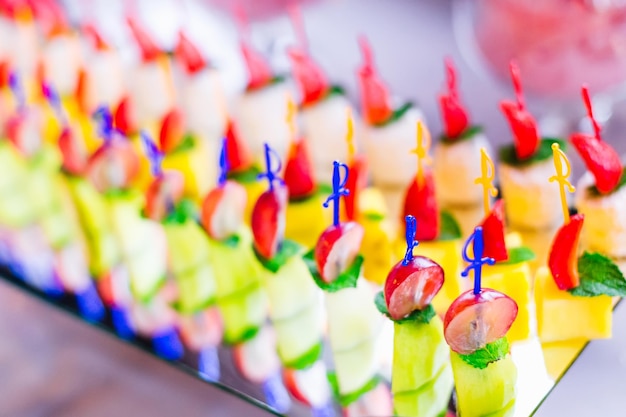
[[208, 227, 263, 297], [262, 255, 319, 320], [87, 232, 120, 277], [218, 285, 268, 345], [175, 262, 217, 314], [274, 301, 324, 367], [333, 335, 381, 396], [0, 143, 27, 194], [67, 177, 111, 235], [393, 363, 453, 417], [107, 192, 146, 255], [127, 234, 168, 303], [28, 163, 59, 216], [450, 350, 517, 417], [41, 207, 74, 249], [0, 186, 37, 227], [392, 315, 450, 394], [164, 220, 210, 275]]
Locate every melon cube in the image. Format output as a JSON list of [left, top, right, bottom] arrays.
[[535, 266, 612, 343], [162, 137, 216, 201], [358, 188, 394, 286], [285, 194, 330, 248], [393, 363, 453, 417]]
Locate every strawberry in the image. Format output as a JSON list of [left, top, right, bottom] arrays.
[[201, 181, 247, 240], [343, 155, 368, 221], [159, 107, 186, 154], [58, 126, 88, 175], [287, 47, 328, 106], [251, 186, 288, 259], [175, 31, 207, 75], [357, 37, 393, 125], [402, 171, 439, 241], [224, 119, 254, 173], [500, 100, 540, 160], [127, 17, 161, 63], [283, 139, 316, 200], [240, 40, 273, 91], [548, 214, 584, 290], [439, 58, 469, 139], [480, 199, 508, 262], [571, 133, 622, 194]]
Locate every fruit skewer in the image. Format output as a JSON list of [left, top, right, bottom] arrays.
[[250, 143, 331, 415], [377, 215, 453, 417], [142, 133, 222, 375], [306, 161, 392, 417], [444, 227, 519, 417]]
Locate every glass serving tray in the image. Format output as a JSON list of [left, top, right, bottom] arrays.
[[2, 264, 614, 417]]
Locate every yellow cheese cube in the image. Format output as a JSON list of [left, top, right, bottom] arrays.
[[162, 137, 215, 202], [358, 188, 394, 285], [481, 261, 532, 343], [285, 194, 331, 248], [535, 266, 612, 343], [241, 180, 266, 226], [541, 339, 587, 380]]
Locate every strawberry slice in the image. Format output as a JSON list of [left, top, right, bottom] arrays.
[[500, 100, 540, 160], [283, 361, 331, 408], [127, 17, 161, 63], [343, 155, 368, 221], [571, 133, 622, 194], [6, 111, 41, 158], [145, 171, 185, 221], [402, 171, 439, 241], [314, 221, 364, 283], [384, 255, 444, 320], [283, 139, 316, 200], [480, 199, 508, 262], [240, 40, 273, 91], [175, 31, 207, 75], [201, 180, 247, 240], [444, 289, 518, 355], [287, 47, 328, 106], [159, 107, 186, 154], [548, 214, 584, 290], [357, 36, 393, 125], [114, 95, 138, 136], [82, 23, 109, 51], [87, 138, 140, 192], [439, 58, 469, 139], [58, 126, 88, 175], [224, 119, 254, 174], [251, 186, 288, 259]]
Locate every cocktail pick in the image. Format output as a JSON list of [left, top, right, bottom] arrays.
[[257, 143, 285, 191], [42, 83, 67, 126], [411, 120, 432, 187], [93, 105, 116, 142], [218, 137, 228, 188], [461, 226, 496, 295], [8, 72, 25, 112], [323, 161, 350, 226], [140, 130, 164, 178], [549, 143, 575, 224], [474, 147, 498, 215], [402, 215, 420, 266]]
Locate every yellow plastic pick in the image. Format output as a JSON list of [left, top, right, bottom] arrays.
[[346, 107, 355, 164], [474, 147, 498, 215], [411, 121, 432, 186], [286, 93, 298, 144], [549, 142, 575, 223], [212, 74, 230, 123], [158, 55, 176, 103]]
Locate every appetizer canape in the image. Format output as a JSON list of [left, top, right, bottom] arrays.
[[498, 63, 565, 231], [434, 58, 491, 211], [357, 36, 427, 190], [445, 227, 518, 417], [376, 215, 453, 417], [142, 132, 221, 375], [304, 161, 392, 416]]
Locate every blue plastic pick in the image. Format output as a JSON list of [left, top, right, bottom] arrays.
[[8, 72, 25, 112], [257, 143, 284, 191], [402, 215, 420, 266], [461, 226, 495, 295], [323, 161, 349, 226], [93, 105, 115, 142], [42, 83, 67, 125], [218, 137, 228, 187], [140, 130, 164, 178]]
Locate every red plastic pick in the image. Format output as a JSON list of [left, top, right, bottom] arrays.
[[240, 40, 273, 90], [288, 47, 328, 106], [357, 36, 393, 125], [439, 57, 469, 139], [127, 17, 161, 63], [82, 23, 109, 51], [175, 32, 207, 75]]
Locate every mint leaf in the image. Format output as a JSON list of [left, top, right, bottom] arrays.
[[170, 134, 196, 154], [364, 212, 385, 222], [221, 234, 241, 248], [255, 239, 302, 273], [317, 183, 333, 195], [327, 372, 380, 407], [245, 75, 286, 92], [163, 198, 198, 224], [569, 252, 626, 297], [440, 125, 483, 144], [499, 138, 565, 167], [438, 211, 462, 241], [374, 291, 436, 324], [227, 166, 261, 183], [303, 249, 363, 292], [458, 337, 509, 370], [281, 341, 323, 370], [499, 246, 535, 265], [372, 102, 414, 127], [586, 167, 626, 197]]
